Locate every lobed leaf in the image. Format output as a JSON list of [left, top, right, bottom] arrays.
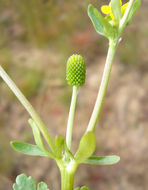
[[38, 182, 49, 190], [75, 132, 96, 163], [13, 174, 49, 190], [84, 155, 120, 165], [13, 174, 36, 190], [11, 141, 48, 157]]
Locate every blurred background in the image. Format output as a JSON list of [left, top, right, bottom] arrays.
[[0, 0, 148, 189]]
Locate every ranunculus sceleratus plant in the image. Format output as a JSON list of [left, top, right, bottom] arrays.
[[0, 0, 141, 189]]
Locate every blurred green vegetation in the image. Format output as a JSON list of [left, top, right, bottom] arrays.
[[1, 67, 43, 99], [0, 0, 145, 62], [0, 0, 91, 46]]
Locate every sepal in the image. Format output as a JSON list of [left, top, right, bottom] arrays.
[[88, 4, 114, 39]]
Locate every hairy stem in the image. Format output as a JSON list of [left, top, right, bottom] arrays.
[[86, 40, 117, 132]]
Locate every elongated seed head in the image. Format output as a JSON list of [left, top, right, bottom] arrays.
[[66, 54, 86, 86]]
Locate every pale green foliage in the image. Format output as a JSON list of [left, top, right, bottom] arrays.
[[88, 0, 141, 40], [11, 141, 48, 157], [88, 5, 114, 39], [13, 174, 49, 190], [75, 186, 90, 190], [54, 136, 65, 158], [75, 132, 96, 163], [84, 155, 120, 165]]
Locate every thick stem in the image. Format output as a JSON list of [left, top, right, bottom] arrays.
[[66, 86, 78, 150], [59, 160, 78, 190], [0, 66, 55, 152], [86, 40, 117, 132], [61, 168, 75, 190]]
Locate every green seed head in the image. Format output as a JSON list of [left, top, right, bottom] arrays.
[[66, 54, 86, 86]]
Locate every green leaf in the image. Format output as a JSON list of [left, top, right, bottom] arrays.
[[38, 182, 49, 190], [55, 136, 64, 158], [11, 141, 48, 157], [111, 0, 121, 21], [28, 119, 55, 158], [13, 174, 50, 190], [81, 187, 89, 190], [84, 155, 120, 165], [88, 4, 114, 39], [88, 4, 104, 35], [13, 174, 36, 190], [28, 119, 45, 150], [75, 132, 96, 163], [126, 0, 141, 25]]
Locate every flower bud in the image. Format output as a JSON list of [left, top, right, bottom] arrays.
[[66, 54, 86, 86]]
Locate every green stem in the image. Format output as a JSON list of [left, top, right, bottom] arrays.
[[86, 40, 117, 132], [119, 0, 135, 35], [66, 86, 78, 150], [59, 160, 78, 190], [0, 65, 55, 152], [86, 0, 136, 133], [61, 168, 75, 190]]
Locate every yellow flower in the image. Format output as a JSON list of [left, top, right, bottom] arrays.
[[101, 0, 129, 21]]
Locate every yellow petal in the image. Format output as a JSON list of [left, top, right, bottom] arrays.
[[101, 5, 111, 14], [120, 0, 122, 6], [110, 12, 116, 21], [121, 2, 129, 15]]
